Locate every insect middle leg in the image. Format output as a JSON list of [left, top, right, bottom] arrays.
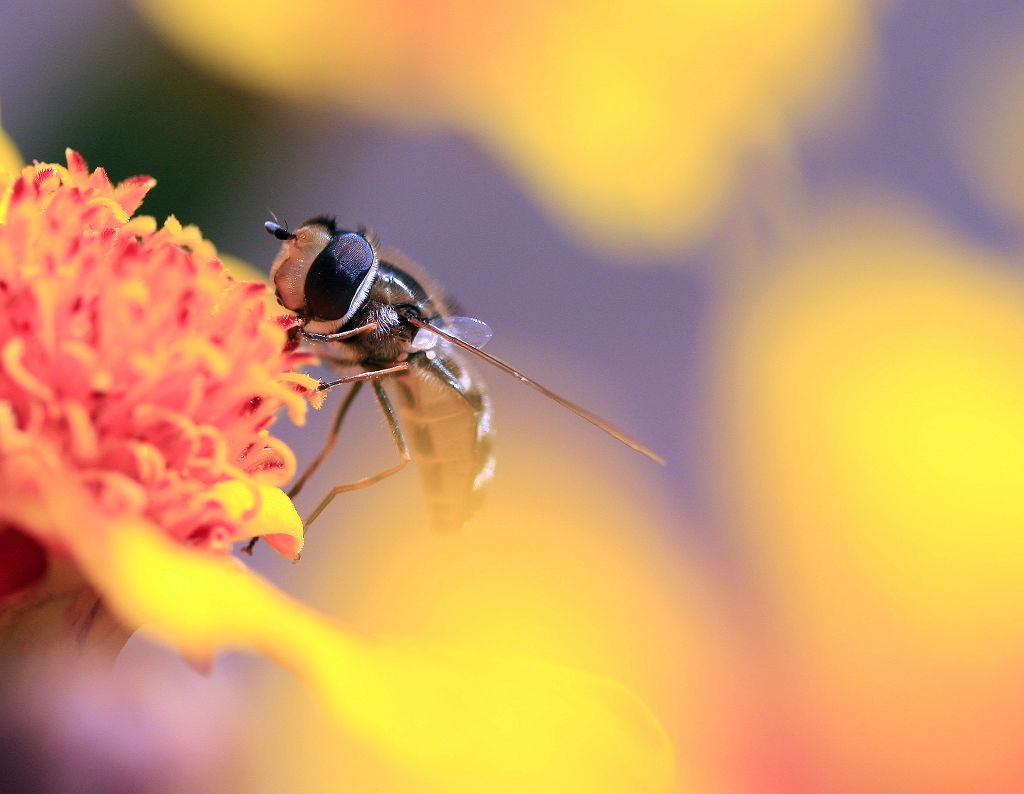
[[302, 321, 378, 344], [302, 379, 411, 529], [288, 380, 365, 502], [242, 365, 409, 555]]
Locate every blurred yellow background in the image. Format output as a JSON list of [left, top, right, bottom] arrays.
[[3, 0, 1024, 791]]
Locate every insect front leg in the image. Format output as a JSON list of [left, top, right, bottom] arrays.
[[302, 321, 379, 343], [303, 379, 411, 530], [316, 362, 409, 393], [291, 364, 410, 498]]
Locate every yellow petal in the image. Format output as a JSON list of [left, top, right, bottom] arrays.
[[0, 121, 21, 176], [304, 639, 677, 792], [285, 424, 741, 791], [218, 252, 267, 284], [205, 480, 304, 559], [218, 252, 299, 333], [0, 118, 19, 223], [75, 520, 675, 790]]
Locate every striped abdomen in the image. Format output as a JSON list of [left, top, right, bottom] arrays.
[[385, 351, 494, 532]]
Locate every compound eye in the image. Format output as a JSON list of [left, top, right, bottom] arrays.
[[304, 232, 377, 321]]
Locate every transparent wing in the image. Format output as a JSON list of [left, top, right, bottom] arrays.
[[411, 316, 493, 354], [404, 314, 665, 465]]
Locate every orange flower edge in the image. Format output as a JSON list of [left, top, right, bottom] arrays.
[[0, 151, 318, 590]]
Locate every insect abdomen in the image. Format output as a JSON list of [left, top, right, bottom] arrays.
[[387, 352, 494, 532]]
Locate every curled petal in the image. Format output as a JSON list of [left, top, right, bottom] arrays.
[[205, 480, 304, 559]]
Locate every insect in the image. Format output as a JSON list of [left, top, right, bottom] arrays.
[[259, 216, 663, 540]]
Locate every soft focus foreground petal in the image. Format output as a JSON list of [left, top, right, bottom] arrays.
[[76, 519, 675, 790], [72, 518, 323, 664], [308, 642, 676, 792], [270, 426, 754, 792], [135, 0, 877, 253], [711, 198, 1024, 792]]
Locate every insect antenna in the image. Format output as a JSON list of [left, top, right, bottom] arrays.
[[264, 210, 295, 241], [402, 314, 665, 465]]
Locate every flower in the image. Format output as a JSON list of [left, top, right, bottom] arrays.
[[133, 0, 878, 253], [0, 147, 321, 667], [0, 150, 315, 567], [0, 147, 675, 789]]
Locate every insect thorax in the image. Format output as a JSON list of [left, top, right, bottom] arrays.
[[342, 261, 444, 367]]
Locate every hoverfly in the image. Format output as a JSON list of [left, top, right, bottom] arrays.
[[255, 216, 663, 542]]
